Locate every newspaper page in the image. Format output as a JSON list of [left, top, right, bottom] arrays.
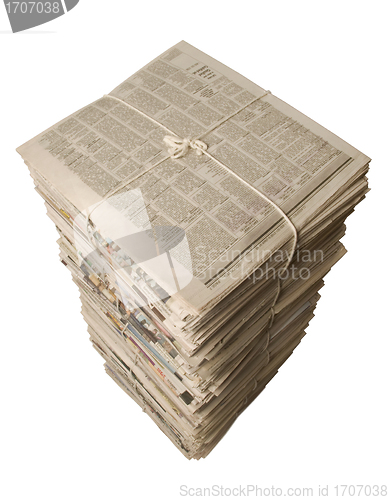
[[17, 41, 370, 316]]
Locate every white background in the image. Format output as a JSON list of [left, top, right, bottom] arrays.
[[1, 1, 388, 499]]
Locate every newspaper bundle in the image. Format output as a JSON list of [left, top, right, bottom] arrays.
[[17, 41, 370, 459]]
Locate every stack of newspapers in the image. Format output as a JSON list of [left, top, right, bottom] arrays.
[[17, 41, 370, 459]]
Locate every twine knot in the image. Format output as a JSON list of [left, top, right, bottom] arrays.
[[163, 135, 208, 159]]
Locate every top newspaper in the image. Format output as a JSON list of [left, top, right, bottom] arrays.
[[17, 41, 370, 323]]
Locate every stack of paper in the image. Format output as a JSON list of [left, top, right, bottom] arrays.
[[17, 41, 370, 459]]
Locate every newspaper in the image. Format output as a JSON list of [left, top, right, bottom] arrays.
[[17, 41, 370, 459]]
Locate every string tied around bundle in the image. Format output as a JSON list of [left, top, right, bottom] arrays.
[[163, 135, 208, 159], [88, 90, 299, 379]]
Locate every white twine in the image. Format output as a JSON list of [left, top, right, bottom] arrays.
[[101, 93, 298, 278], [87, 90, 299, 373], [163, 136, 208, 159]]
